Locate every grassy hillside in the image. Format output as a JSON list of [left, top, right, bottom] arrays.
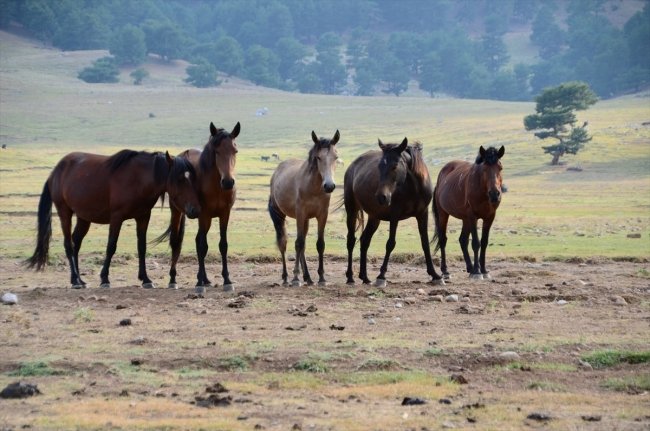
[[1, 30, 649, 265]]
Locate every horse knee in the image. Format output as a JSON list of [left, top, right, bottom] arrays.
[[316, 237, 325, 254], [295, 236, 305, 251]]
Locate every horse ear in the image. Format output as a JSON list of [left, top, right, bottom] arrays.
[[165, 151, 173, 166], [311, 131, 319, 145], [378, 139, 386, 150], [332, 130, 340, 145], [479, 146, 486, 157], [231, 122, 241, 138], [397, 137, 408, 152], [210, 122, 218, 137], [498, 146, 505, 159]]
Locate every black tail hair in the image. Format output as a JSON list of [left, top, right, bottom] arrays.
[[150, 213, 185, 249], [268, 196, 286, 248], [25, 181, 53, 270], [431, 185, 441, 255]]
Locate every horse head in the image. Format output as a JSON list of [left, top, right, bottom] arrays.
[[476, 145, 505, 205], [208, 121, 240, 190], [376, 137, 408, 206], [309, 129, 340, 194], [164, 152, 201, 218]]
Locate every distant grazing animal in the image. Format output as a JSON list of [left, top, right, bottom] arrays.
[[343, 138, 443, 286], [272, 153, 280, 160], [268, 130, 340, 286], [432, 145, 505, 279], [155, 122, 240, 293], [25, 150, 200, 289], [261, 155, 270, 162]]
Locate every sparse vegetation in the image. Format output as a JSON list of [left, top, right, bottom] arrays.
[[581, 350, 650, 369], [10, 361, 61, 377]]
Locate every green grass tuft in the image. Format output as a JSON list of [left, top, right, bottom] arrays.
[[601, 375, 650, 392], [581, 350, 650, 369], [293, 358, 329, 373], [10, 361, 62, 377]]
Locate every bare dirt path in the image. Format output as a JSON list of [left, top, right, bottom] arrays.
[[1, 256, 649, 430]]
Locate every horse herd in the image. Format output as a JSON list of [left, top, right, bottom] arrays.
[[25, 122, 505, 293]]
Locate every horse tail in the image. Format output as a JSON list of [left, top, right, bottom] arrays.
[[268, 195, 286, 249], [431, 185, 441, 254], [25, 181, 53, 270], [150, 211, 185, 249]]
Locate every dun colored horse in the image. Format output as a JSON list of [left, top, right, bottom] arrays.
[[157, 122, 240, 294], [432, 145, 505, 279], [25, 150, 201, 288], [343, 138, 443, 286], [268, 130, 340, 286]]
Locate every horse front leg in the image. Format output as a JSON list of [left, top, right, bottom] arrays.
[[219, 212, 234, 292], [416, 211, 443, 285], [345, 206, 358, 285], [100, 220, 123, 288], [316, 214, 328, 286], [479, 217, 495, 278], [458, 220, 473, 275], [71, 218, 91, 287], [291, 214, 307, 287], [168, 208, 185, 289], [359, 218, 380, 284], [375, 219, 398, 287], [195, 215, 212, 294], [469, 223, 482, 279], [136, 213, 154, 288]]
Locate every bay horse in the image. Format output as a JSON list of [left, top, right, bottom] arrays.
[[268, 130, 340, 286], [25, 150, 201, 288], [156, 122, 240, 294], [343, 138, 443, 286], [432, 145, 505, 279]]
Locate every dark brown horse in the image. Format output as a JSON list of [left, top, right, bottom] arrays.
[[157, 122, 240, 294], [25, 150, 201, 288], [268, 130, 340, 287], [432, 145, 505, 280], [343, 138, 443, 286]]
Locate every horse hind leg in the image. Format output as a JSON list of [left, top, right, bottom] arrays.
[[268, 196, 289, 285], [58, 206, 83, 288], [71, 219, 91, 287], [344, 202, 359, 285], [136, 214, 155, 288], [100, 220, 123, 288]]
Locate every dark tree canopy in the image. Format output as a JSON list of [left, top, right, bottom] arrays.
[[524, 81, 598, 165]]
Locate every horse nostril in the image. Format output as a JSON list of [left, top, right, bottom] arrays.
[[323, 183, 335, 193], [377, 194, 390, 206], [221, 178, 235, 190]]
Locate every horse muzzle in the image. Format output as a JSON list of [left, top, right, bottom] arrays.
[[376, 193, 391, 206], [323, 182, 336, 194], [185, 205, 200, 219], [488, 190, 501, 204], [221, 178, 235, 190]]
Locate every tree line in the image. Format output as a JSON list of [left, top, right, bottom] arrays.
[[1, 0, 648, 100]]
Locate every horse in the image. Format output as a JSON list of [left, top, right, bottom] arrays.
[[343, 138, 443, 287], [432, 145, 505, 280], [156, 122, 240, 294], [268, 130, 340, 286], [25, 150, 201, 289]]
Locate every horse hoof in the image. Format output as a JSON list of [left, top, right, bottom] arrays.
[[71, 284, 86, 289], [100, 283, 111, 289], [442, 273, 451, 280], [374, 278, 387, 288], [482, 273, 492, 280], [430, 278, 446, 286], [469, 273, 484, 280], [346, 280, 355, 286], [168, 283, 178, 290], [291, 280, 302, 287], [223, 284, 235, 293], [318, 280, 327, 287], [142, 282, 155, 289], [195, 285, 206, 295]]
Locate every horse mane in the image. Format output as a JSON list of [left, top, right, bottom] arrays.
[[307, 137, 335, 173], [199, 128, 229, 172], [405, 142, 429, 181], [106, 150, 193, 185], [475, 146, 501, 165], [106, 149, 145, 173]]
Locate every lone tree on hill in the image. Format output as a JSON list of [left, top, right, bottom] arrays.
[[524, 81, 598, 165]]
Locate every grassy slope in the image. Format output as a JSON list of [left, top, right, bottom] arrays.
[[1, 30, 649, 262]]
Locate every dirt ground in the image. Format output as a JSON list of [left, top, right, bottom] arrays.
[[1, 255, 649, 431]]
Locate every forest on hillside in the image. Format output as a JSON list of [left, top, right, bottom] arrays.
[[1, 0, 648, 100]]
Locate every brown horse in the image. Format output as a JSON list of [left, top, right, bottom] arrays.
[[25, 150, 201, 288], [432, 145, 505, 279], [268, 130, 340, 286], [343, 138, 443, 286], [157, 122, 240, 294]]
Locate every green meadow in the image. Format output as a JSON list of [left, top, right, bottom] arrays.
[[1, 30, 649, 263]]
